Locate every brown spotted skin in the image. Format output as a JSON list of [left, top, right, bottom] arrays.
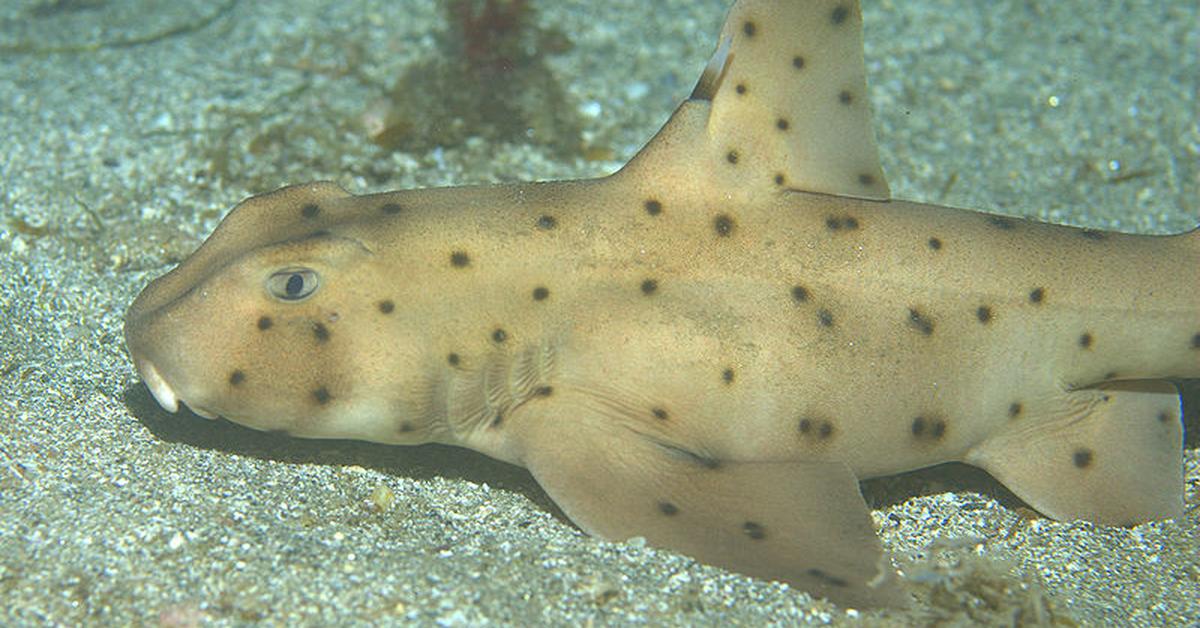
[[125, 0, 1199, 608]]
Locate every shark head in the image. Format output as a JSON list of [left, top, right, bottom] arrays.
[[125, 182, 442, 443]]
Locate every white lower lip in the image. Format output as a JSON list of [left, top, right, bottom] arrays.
[[138, 359, 179, 413]]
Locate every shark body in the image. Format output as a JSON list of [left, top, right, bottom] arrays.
[[124, 0, 1199, 607]]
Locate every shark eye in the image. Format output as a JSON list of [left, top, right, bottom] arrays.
[[266, 268, 320, 301]]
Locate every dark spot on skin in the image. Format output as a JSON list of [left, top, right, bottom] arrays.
[[312, 387, 331, 405], [722, 368, 735, 384], [776, 118, 789, 131], [1192, 333, 1200, 349], [976, 306, 993, 324], [490, 412, 504, 428], [742, 20, 756, 37], [817, 309, 834, 327], [1029, 287, 1045, 304], [831, 4, 849, 24], [791, 285, 809, 303], [537, 215, 557, 229], [1008, 402, 1022, 418], [447, 353, 461, 367], [807, 569, 850, 588], [257, 316, 273, 331], [987, 216, 1016, 230], [825, 215, 860, 231], [838, 90, 853, 105], [652, 407, 669, 421], [378, 300, 395, 314], [927, 237, 942, 250], [450, 251, 471, 268], [380, 203, 403, 215], [792, 55, 805, 70], [1073, 448, 1093, 468], [644, 199, 662, 216], [1079, 332, 1093, 349], [735, 83, 747, 95], [908, 308, 934, 335], [301, 203, 320, 219], [713, 214, 735, 237], [1103, 371, 1118, 380], [858, 173, 874, 186], [535, 386, 553, 397], [911, 416, 947, 440], [228, 370, 245, 386], [798, 417, 835, 440], [641, 279, 659, 295], [313, 322, 330, 343], [492, 328, 508, 343], [743, 521, 766, 540], [398, 421, 414, 433], [658, 501, 679, 516], [774, 173, 785, 186], [726, 150, 739, 164], [1158, 411, 1174, 423], [532, 286, 549, 301], [1081, 229, 1106, 241]]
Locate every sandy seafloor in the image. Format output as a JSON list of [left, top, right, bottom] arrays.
[[1, 0, 1197, 625]]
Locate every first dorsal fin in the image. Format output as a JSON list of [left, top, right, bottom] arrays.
[[620, 0, 888, 202]]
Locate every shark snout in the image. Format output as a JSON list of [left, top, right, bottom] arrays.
[[135, 357, 179, 413], [132, 356, 220, 419]]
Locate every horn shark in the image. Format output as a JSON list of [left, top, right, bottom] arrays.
[[123, 0, 1199, 607]]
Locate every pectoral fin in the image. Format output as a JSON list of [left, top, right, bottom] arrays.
[[510, 403, 907, 608]]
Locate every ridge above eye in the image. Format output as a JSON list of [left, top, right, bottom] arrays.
[[267, 268, 320, 301]]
